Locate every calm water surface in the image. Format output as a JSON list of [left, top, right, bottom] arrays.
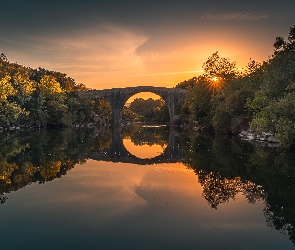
[[0, 126, 294, 249]]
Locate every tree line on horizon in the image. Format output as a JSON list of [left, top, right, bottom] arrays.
[[176, 24, 295, 147]]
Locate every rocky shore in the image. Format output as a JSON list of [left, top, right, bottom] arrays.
[[238, 130, 280, 147]]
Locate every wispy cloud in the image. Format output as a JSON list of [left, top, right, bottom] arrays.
[[1, 25, 149, 87], [199, 12, 268, 21]]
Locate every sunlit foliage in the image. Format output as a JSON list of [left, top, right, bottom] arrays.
[[0, 54, 110, 128], [0, 75, 17, 100]]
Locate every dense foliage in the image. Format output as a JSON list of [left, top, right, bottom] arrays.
[[177, 24, 295, 147], [125, 98, 169, 123], [0, 54, 111, 128]]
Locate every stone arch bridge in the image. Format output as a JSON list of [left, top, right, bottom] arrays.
[[79, 86, 187, 124]]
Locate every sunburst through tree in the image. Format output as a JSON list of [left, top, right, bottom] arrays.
[[207, 76, 224, 92], [202, 52, 238, 92]]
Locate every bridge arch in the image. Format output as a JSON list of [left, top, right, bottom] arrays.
[[78, 86, 187, 124]]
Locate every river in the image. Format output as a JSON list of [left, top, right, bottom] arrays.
[[0, 125, 294, 249]]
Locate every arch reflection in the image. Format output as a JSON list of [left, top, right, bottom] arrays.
[[123, 138, 166, 159], [122, 125, 168, 159]]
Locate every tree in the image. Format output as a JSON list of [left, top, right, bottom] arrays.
[[122, 106, 139, 122], [25, 75, 67, 127], [0, 75, 27, 126], [250, 82, 295, 146], [0, 75, 16, 100], [175, 77, 197, 89], [202, 51, 238, 84], [273, 37, 287, 53], [129, 98, 164, 123], [273, 24, 295, 54], [244, 59, 262, 75], [152, 99, 169, 123], [181, 77, 213, 127]]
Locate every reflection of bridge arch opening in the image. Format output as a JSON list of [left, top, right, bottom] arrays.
[[122, 125, 168, 159], [78, 86, 187, 124], [124, 92, 169, 124]]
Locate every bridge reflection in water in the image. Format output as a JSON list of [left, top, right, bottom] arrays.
[[83, 125, 185, 165]]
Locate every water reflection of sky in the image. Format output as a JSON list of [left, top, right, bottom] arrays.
[[1, 160, 292, 250], [123, 138, 167, 159]]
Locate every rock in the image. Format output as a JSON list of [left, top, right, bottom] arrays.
[[239, 130, 256, 140], [268, 135, 278, 143], [239, 130, 252, 137], [247, 135, 255, 140], [239, 128, 281, 147]]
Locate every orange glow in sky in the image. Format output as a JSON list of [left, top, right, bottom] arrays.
[[125, 92, 162, 104], [1, 1, 294, 93]]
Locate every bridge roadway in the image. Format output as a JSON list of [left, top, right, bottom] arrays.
[[81, 126, 185, 165], [78, 86, 187, 124]]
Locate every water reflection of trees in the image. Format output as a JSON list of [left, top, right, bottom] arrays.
[[121, 125, 169, 147], [181, 132, 295, 245], [1, 127, 295, 245], [248, 146, 295, 245], [0, 128, 111, 197], [197, 171, 264, 209]]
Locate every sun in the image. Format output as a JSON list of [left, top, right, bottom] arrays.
[[208, 76, 223, 92], [212, 76, 219, 82]]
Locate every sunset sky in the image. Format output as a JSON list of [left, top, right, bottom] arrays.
[[1, 0, 294, 92]]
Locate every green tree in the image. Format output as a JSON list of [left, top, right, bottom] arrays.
[[122, 106, 139, 122], [152, 99, 169, 124], [181, 78, 213, 127], [176, 77, 197, 89], [247, 50, 295, 146], [25, 75, 67, 127], [129, 98, 165, 123], [0, 75, 27, 126]]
